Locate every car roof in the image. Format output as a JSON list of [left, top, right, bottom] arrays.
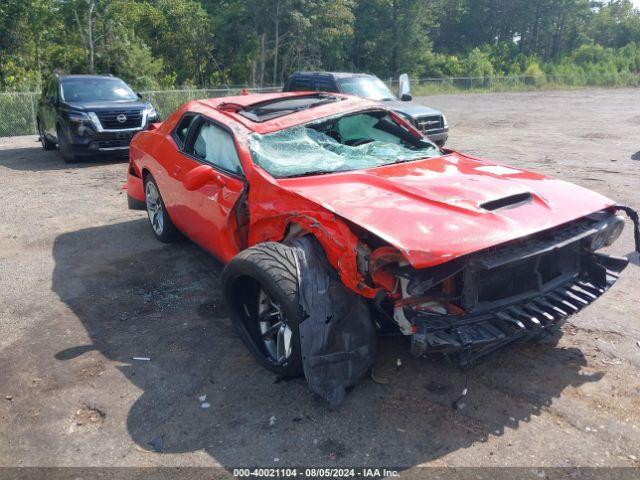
[[289, 71, 376, 80], [181, 92, 381, 135], [57, 74, 122, 82]]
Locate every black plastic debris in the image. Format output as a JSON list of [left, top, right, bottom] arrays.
[[291, 237, 376, 408], [451, 373, 469, 411], [615, 205, 640, 253]]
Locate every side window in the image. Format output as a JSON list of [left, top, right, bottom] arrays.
[[173, 113, 196, 149], [288, 78, 312, 91], [315, 80, 337, 92], [188, 121, 243, 175]]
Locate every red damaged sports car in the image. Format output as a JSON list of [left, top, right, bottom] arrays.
[[127, 92, 639, 406]]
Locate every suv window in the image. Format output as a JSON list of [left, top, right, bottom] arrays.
[[173, 113, 196, 148], [288, 78, 312, 91], [188, 121, 243, 175], [60, 77, 137, 102]]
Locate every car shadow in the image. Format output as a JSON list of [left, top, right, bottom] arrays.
[[0, 142, 127, 172], [48, 219, 604, 468]]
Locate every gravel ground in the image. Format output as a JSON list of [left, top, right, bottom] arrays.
[[0, 88, 639, 471]]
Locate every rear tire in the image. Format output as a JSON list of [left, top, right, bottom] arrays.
[[37, 119, 56, 150], [57, 126, 79, 163], [143, 174, 178, 242], [223, 242, 304, 377]]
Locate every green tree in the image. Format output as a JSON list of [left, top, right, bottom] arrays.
[[463, 48, 494, 76]]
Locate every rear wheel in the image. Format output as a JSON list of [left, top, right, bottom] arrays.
[[57, 126, 79, 163], [37, 119, 56, 150], [223, 242, 304, 377], [144, 174, 178, 242]]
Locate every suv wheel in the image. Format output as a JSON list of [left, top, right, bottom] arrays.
[[144, 174, 178, 242], [37, 119, 56, 150], [57, 126, 79, 163], [223, 242, 304, 377]]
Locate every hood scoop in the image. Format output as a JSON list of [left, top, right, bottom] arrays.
[[481, 192, 532, 211]]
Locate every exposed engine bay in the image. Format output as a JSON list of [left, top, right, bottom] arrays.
[[361, 208, 636, 365]]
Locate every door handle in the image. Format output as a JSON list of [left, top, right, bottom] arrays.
[[211, 173, 226, 187]]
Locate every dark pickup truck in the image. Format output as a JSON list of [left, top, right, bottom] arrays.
[[283, 72, 448, 146]]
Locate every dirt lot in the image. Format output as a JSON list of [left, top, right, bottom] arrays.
[[1, 88, 639, 471]]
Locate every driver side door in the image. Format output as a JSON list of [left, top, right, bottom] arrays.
[[169, 115, 246, 262]]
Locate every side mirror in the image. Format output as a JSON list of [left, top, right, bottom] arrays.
[[137, 92, 143, 99], [183, 164, 226, 191], [400, 93, 412, 102], [398, 73, 411, 100]]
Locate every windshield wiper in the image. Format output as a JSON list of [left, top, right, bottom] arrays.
[[390, 152, 439, 165], [281, 169, 340, 179]]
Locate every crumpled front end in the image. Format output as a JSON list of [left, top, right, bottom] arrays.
[[378, 208, 638, 366]]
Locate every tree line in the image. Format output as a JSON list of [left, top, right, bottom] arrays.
[[2, 0, 640, 91]]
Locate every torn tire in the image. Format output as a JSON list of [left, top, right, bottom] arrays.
[[289, 236, 376, 408], [223, 238, 377, 407], [223, 242, 304, 377]]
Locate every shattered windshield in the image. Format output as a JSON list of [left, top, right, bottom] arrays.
[[248, 112, 440, 178]]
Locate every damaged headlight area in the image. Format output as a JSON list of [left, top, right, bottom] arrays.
[[369, 209, 635, 367]]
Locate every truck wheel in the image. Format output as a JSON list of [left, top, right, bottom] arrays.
[[143, 174, 178, 242], [223, 242, 304, 377], [37, 119, 56, 150], [57, 126, 79, 163]]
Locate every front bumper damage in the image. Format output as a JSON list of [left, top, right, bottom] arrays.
[[408, 206, 639, 366], [411, 253, 626, 366]]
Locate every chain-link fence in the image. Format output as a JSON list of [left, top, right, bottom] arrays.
[[0, 92, 39, 138], [0, 86, 282, 138], [384, 72, 640, 96], [2, 74, 640, 137]]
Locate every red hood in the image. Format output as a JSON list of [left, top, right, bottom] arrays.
[[276, 152, 615, 268]]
